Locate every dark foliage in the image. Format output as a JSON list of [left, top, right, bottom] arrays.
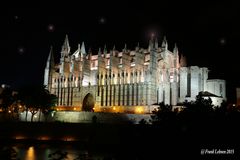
[[18, 85, 57, 122]]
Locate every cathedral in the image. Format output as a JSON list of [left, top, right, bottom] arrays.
[[44, 35, 226, 113]]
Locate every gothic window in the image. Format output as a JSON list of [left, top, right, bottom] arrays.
[[98, 86, 100, 96], [220, 84, 223, 96], [105, 86, 108, 106], [163, 90, 165, 103], [136, 84, 139, 105], [198, 73, 201, 91], [131, 58, 134, 63], [178, 78, 180, 98], [187, 72, 191, 97], [145, 54, 150, 62], [101, 87, 104, 106], [120, 58, 122, 64], [170, 72, 174, 83]]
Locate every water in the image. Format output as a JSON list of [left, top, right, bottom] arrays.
[[0, 143, 112, 160]]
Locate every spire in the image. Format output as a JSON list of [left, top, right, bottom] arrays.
[[73, 43, 81, 59], [161, 36, 168, 50], [61, 34, 70, 57], [47, 46, 54, 68], [123, 43, 127, 52], [81, 42, 86, 56], [173, 43, 178, 55], [104, 44, 107, 57], [180, 54, 187, 67], [135, 42, 140, 51], [112, 45, 116, 56], [155, 37, 158, 49], [44, 46, 55, 87], [98, 48, 101, 57], [148, 38, 154, 51]]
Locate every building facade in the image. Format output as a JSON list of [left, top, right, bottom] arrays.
[[44, 35, 226, 113]]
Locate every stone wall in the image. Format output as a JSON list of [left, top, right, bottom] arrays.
[[52, 111, 152, 124], [237, 88, 240, 106], [207, 79, 226, 99], [18, 111, 152, 124]]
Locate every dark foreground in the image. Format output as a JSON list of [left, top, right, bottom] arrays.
[[0, 119, 240, 159]]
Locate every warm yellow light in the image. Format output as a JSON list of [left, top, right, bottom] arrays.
[[27, 146, 35, 160], [57, 108, 59, 111], [8, 110, 11, 113], [19, 105, 22, 108], [62, 136, 75, 141], [113, 107, 116, 111], [233, 104, 236, 107], [38, 136, 50, 140], [74, 107, 76, 110], [15, 135, 25, 140], [135, 107, 143, 113], [34, 115, 37, 118]]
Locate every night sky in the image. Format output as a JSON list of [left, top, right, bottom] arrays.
[[1, 1, 240, 102]]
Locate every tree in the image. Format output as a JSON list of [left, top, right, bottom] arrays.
[[40, 92, 57, 122], [0, 87, 14, 112], [19, 85, 57, 122], [182, 94, 214, 114], [151, 102, 174, 125]]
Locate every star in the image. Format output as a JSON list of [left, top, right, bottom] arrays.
[[220, 38, 226, 45], [18, 46, 25, 55], [99, 17, 106, 24], [47, 24, 55, 32]]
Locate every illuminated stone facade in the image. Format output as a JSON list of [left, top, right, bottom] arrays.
[[44, 35, 226, 113]]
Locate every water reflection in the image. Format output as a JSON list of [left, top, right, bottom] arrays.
[[0, 143, 111, 160], [26, 146, 35, 160]]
